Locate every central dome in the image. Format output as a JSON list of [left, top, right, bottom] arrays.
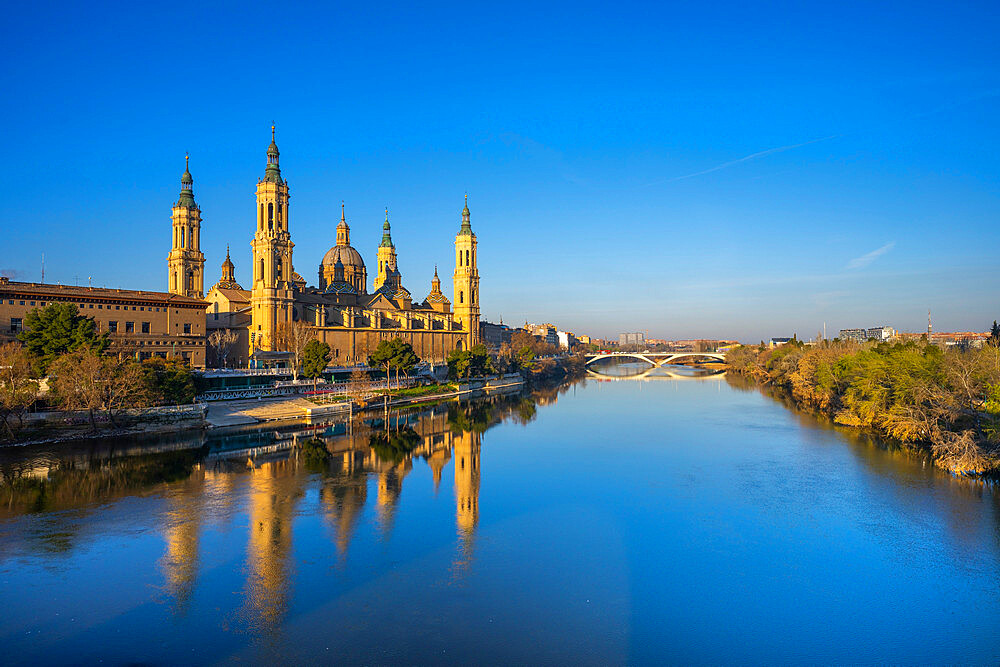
[[322, 244, 365, 270]]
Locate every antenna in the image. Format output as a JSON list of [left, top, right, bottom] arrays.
[[928, 309, 932, 336]]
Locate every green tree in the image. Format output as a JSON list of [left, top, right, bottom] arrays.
[[141, 357, 197, 405], [446, 344, 494, 380], [301, 340, 332, 390], [989, 320, 1000, 347], [18, 303, 109, 374], [368, 338, 420, 388]]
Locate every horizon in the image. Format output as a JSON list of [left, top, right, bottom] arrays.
[[3, 1, 999, 342]]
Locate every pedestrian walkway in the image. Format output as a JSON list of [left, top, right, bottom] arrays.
[[204, 396, 318, 427]]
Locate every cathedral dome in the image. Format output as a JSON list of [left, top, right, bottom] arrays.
[[321, 244, 365, 271]]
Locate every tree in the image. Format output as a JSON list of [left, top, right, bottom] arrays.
[[301, 340, 331, 391], [207, 329, 240, 368], [989, 321, 1000, 348], [0, 342, 39, 440], [50, 350, 146, 430], [141, 357, 197, 405], [446, 344, 495, 380], [276, 320, 315, 379], [18, 303, 110, 375], [368, 338, 421, 388], [348, 367, 370, 400]]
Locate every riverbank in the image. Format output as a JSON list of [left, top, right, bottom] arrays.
[[726, 341, 1000, 476], [3, 374, 527, 446]]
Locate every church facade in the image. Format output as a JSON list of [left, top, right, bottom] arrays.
[[185, 129, 480, 368]]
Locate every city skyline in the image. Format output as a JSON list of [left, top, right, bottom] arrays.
[[4, 2, 999, 341]]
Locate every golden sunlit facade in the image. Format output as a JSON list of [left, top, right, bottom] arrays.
[[200, 129, 482, 367]]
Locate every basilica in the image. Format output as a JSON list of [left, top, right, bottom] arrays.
[[168, 128, 480, 367]]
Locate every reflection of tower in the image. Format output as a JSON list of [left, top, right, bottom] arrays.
[[160, 468, 205, 613], [376, 460, 412, 539], [426, 446, 452, 494], [319, 472, 368, 559], [242, 459, 299, 634], [453, 429, 481, 539]]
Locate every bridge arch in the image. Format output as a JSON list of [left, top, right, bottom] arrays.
[[584, 352, 726, 367]]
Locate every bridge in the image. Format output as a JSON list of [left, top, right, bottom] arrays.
[[584, 351, 727, 367], [586, 367, 726, 381]]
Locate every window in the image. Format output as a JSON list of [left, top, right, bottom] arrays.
[[181, 227, 185, 248], [466, 250, 470, 266], [98, 305, 102, 309], [115, 305, 120, 310], [88, 304, 93, 309], [19, 301, 24, 306], [183, 323, 191, 334], [108, 321, 118, 332], [459, 291, 464, 304], [141, 322, 150, 334], [29, 301, 35, 306], [125, 321, 134, 333], [10, 318, 21, 333]]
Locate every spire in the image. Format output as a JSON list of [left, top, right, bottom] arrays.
[[459, 193, 473, 235], [177, 154, 196, 208], [432, 265, 441, 288], [380, 207, 394, 248], [221, 244, 235, 282], [336, 200, 350, 246], [264, 123, 282, 183]]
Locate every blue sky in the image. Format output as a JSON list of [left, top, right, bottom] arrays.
[[3, 1, 999, 341]]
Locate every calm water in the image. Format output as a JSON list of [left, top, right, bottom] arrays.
[[2, 366, 999, 664]]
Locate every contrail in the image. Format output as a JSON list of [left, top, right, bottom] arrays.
[[644, 134, 841, 186]]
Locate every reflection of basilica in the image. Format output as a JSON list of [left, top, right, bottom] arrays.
[[151, 394, 532, 632]]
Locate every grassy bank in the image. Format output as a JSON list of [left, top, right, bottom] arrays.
[[726, 340, 1000, 476]]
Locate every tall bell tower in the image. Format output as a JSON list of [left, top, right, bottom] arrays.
[[167, 155, 205, 298], [250, 126, 295, 354], [375, 208, 397, 291], [453, 195, 480, 348]]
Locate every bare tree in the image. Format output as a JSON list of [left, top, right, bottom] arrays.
[[348, 367, 370, 400], [276, 321, 315, 379], [50, 350, 147, 430], [207, 329, 240, 368], [0, 342, 39, 440]]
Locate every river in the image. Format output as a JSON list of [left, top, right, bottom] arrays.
[[1, 365, 999, 664]]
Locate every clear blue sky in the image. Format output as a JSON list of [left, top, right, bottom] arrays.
[[3, 1, 999, 342]]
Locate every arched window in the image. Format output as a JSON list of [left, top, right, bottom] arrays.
[[268, 203, 274, 229], [277, 203, 283, 227], [180, 227, 185, 248], [459, 291, 464, 304], [466, 250, 470, 266], [258, 258, 264, 281], [260, 203, 264, 229]]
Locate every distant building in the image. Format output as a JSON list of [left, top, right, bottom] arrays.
[[619, 331, 645, 347], [838, 328, 867, 343], [866, 326, 895, 342], [556, 331, 577, 350], [769, 337, 794, 347], [480, 320, 512, 351], [529, 323, 558, 347]]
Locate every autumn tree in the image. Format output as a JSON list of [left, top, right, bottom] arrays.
[[0, 342, 39, 440], [50, 350, 146, 430]]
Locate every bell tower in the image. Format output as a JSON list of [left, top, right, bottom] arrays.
[[250, 125, 295, 354], [453, 195, 480, 348], [375, 208, 397, 291], [167, 155, 205, 298]]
